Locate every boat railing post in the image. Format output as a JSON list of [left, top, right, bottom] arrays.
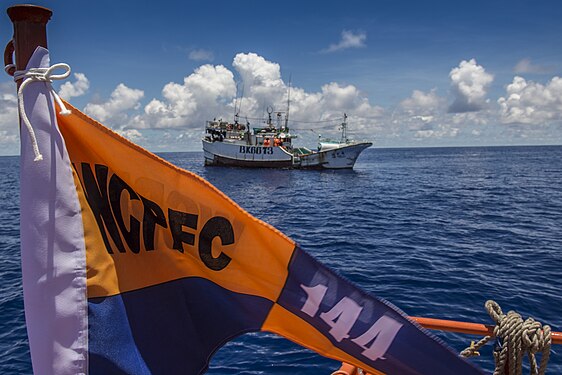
[[6, 4, 53, 88]]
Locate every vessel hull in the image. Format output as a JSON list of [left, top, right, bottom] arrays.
[[299, 142, 372, 169], [203, 140, 294, 168], [202, 140, 371, 169]]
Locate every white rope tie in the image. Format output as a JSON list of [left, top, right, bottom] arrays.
[[14, 63, 72, 162], [4, 63, 16, 75]]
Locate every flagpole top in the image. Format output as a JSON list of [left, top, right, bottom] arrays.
[[7, 4, 52, 23]]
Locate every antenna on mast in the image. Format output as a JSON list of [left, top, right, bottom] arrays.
[[236, 84, 245, 122], [284, 75, 291, 131], [234, 83, 245, 123], [233, 82, 239, 119], [340, 113, 348, 144]]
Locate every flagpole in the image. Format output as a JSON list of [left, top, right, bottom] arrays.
[[6, 4, 52, 86]]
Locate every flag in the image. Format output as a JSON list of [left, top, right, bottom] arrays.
[[19, 47, 482, 374]]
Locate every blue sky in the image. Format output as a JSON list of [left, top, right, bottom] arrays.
[[1, 0, 561, 155]]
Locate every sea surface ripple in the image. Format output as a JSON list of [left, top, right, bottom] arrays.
[[0, 146, 561, 374]]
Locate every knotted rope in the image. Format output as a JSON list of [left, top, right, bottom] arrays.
[[461, 300, 551, 375], [12, 63, 72, 161]]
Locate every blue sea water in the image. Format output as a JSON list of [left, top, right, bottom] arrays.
[[1, 146, 561, 374]]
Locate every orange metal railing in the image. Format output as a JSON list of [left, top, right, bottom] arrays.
[[411, 316, 562, 345], [335, 316, 561, 375]]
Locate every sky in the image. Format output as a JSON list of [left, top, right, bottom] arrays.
[[1, 0, 562, 155]]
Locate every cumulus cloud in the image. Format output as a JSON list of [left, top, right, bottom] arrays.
[[84, 83, 144, 126], [115, 128, 145, 142], [135, 52, 382, 140], [143, 64, 236, 128], [233, 52, 285, 103], [85, 52, 562, 148], [189, 49, 214, 62], [323, 30, 367, 53], [513, 58, 554, 74], [0, 82, 19, 153], [233, 54, 382, 132], [58, 72, 90, 99], [399, 115, 459, 141], [26, 51, 558, 149], [400, 89, 444, 116], [390, 107, 459, 141], [448, 59, 493, 113], [498, 76, 562, 124], [395, 89, 457, 139], [414, 124, 459, 140], [390, 86, 497, 142], [450, 111, 492, 126]]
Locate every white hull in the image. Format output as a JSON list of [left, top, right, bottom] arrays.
[[203, 139, 371, 169], [203, 139, 294, 168], [298, 142, 372, 169]]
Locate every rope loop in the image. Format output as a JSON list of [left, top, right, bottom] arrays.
[[4, 63, 15, 75], [14, 63, 72, 161], [461, 300, 551, 375]]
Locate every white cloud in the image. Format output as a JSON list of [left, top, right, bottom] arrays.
[[58, 72, 89, 99], [321, 83, 363, 109], [414, 125, 459, 140], [229, 53, 382, 135], [450, 111, 491, 126], [513, 58, 554, 74], [389, 86, 497, 142], [394, 89, 460, 140], [189, 49, 214, 62], [400, 89, 444, 115], [143, 64, 236, 128], [84, 83, 144, 126], [71, 52, 560, 150], [115, 128, 145, 142], [393, 110, 460, 141], [324, 30, 367, 53], [116, 52, 384, 147], [233, 52, 285, 103], [498, 76, 562, 124], [448, 59, 493, 113], [0, 82, 19, 153]]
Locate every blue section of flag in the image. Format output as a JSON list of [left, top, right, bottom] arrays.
[[277, 247, 483, 375], [88, 278, 273, 374]]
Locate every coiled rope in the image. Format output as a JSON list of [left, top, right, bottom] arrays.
[[461, 300, 551, 375], [11, 63, 72, 161]]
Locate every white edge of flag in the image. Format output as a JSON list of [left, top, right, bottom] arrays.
[[19, 47, 88, 375]]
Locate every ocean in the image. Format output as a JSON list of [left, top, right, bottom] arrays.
[[1, 146, 561, 374]]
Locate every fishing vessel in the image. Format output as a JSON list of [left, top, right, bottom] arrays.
[[202, 109, 372, 169]]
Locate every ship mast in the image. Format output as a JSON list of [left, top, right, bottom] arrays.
[[234, 83, 244, 124], [284, 77, 291, 132], [266, 106, 273, 127], [340, 113, 348, 144]]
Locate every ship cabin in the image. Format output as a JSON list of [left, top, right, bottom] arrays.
[[205, 119, 293, 149]]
